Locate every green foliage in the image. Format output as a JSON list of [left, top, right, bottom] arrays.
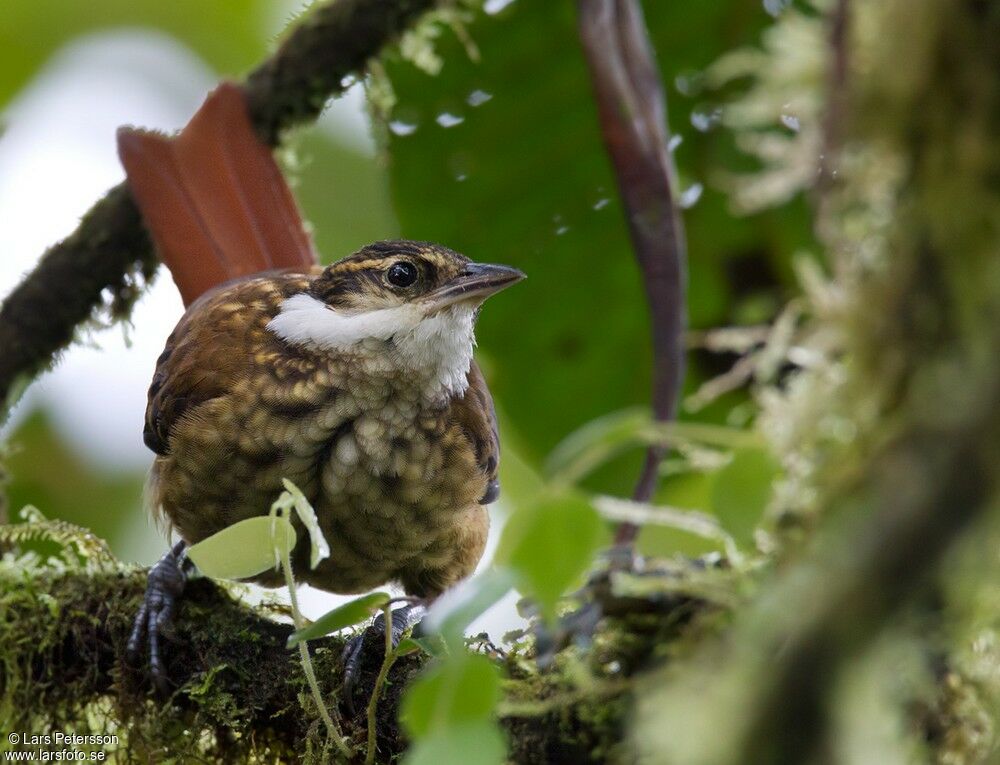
[[290, 130, 399, 262], [0, 0, 270, 110], [431, 567, 516, 646], [3, 411, 145, 557], [709, 447, 779, 548], [8, 1, 1000, 763], [288, 591, 390, 647], [405, 722, 507, 765], [381, 0, 813, 483], [0, 505, 118, 572], [498, 491, 608, 621], [187, 515, 296, 580], [402, 652, 505, 765], [402, 651, 500, 736], [271, 477, 330, 569]]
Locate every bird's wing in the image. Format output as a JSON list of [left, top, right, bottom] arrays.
[[118, 82, 317, 307], [144, 270, 319, 455], [452, 362, 502, 504]]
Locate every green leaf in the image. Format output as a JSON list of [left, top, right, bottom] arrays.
[[546, 409, 764, 486], [404, 721, 506, 765], [497, 492, 609, 620], [545, 409, 653, 485], [187, 516, 296, 581], [396, 637, 426, 657], [401, 652, 501, 738], [428, 567, 515, 646], [710, 448, 780, 547], [272, 478, 329, 569], [287, 592, 391, 647]]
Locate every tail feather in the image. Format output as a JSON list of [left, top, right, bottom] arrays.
[[118, 82, 316, 306]]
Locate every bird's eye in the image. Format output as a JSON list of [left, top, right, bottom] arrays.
[[386, 261, 418, 288]]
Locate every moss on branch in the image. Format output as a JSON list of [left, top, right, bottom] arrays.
[[0, 556, 419, 762], [0, 530, 737, 763]]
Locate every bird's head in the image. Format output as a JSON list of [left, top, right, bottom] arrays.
[[267, 240, 524, 398]]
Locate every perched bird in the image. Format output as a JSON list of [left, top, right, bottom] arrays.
[[119, 83, 523, 690]]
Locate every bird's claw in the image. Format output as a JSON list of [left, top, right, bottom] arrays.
[[342, 603, 426, 713], [127, 540, 190, 695]]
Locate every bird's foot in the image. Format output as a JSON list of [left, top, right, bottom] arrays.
[[127, 540, 191, 695], [342, 602, 426, 714]]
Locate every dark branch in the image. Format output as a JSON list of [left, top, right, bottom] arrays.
[[577, 0, 687, 543], [244, 0, 435, 145], [1, 558, 668, 762], [0, 0, 436, 415]]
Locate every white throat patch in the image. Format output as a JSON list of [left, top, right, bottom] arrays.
[[267, 293, 477, 399]]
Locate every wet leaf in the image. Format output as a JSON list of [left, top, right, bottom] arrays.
[[187, 515, 296, 581], [287, 591, 391, 647], [404, 721, 506, 765], [396, 637, 428, 657], [425, 567, 515, 645], [497, 492, 609, 620], [401, 652, 501, 737], [383, 1, 814, 480]]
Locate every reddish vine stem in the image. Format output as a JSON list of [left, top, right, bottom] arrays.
[[577, 0, 688, 546]]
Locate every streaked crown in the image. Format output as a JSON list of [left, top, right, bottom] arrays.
[[309, 240, 472, 313]]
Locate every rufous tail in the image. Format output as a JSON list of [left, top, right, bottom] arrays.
[[117, 82, 317, 307]]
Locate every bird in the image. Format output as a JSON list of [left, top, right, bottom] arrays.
[[117, 82, 524, 692]]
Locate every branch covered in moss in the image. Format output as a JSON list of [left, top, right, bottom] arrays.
[[0, 0, 437, 413], [635, 1, 1000, 762], [1, 565, 412, 761], [0, 547, 728, 763]]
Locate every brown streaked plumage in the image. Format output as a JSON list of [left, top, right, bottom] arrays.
[[119, 83, 522, 616], [144, 254, 500, 597]]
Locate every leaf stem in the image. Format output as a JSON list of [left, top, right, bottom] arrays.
[[365, 603, 405, 765], [279, 520, 353, 761]]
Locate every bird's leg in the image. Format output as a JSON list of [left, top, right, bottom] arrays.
[[127, 540, 192, 695], [342, 601, 427, 712]]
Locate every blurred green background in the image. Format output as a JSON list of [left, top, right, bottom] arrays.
[[0, 0, 811, 565]]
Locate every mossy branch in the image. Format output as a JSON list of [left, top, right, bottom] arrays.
[[0, 565, 410, 762], [0, 0, 437, 414], [0, 551, 710, 763], [634, 1, 1000, 762]]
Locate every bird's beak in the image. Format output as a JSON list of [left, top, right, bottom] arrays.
[[423, 262, 525, 312]]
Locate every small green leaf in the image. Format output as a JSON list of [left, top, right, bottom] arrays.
[[496, 492, 609, 621], [401, 652, 500, 738], [396, 637, 426, 657], [272, 479, 330, 569], [396, 638, 423, 657], [404, 721, 506, 765], [287, 592, 390, 647], [546, 408, 765, 486], [710, 447, 780, 547], [187, 516, 296, 581], [428, 567, 515, 646], [401, 636, 447, 658], [545, 408, 651, 485]]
